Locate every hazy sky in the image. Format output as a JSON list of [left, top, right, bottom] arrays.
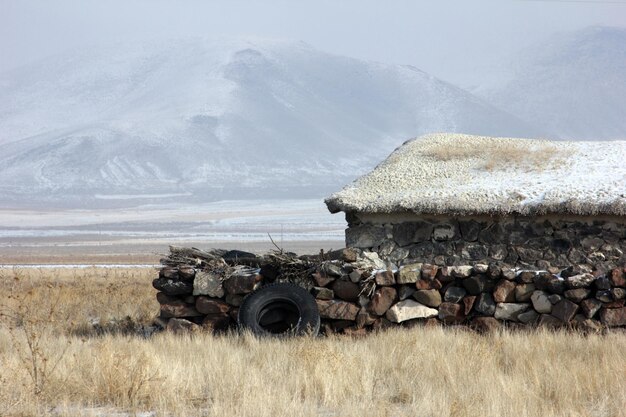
[[2, 0, 625, 86]]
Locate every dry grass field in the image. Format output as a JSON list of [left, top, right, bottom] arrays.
[[1, 267, 625, 417]]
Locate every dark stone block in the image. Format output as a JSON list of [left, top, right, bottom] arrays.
[[479, 223, 506, 244], [393, 221, 433, 246], [461, 242, 488, 261], [331, 280, 361, 302], [462, 275, 494, 295], [551, 299, 579, 323], [475, 293, 496, 316], [459, 220, 483, 242], [346, 224, 387, 248]]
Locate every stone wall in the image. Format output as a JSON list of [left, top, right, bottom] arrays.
[[344, 213, 626, 271], [153, 247, 626, 334]]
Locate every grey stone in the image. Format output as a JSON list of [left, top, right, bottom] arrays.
[[475, 293, 496, 316], [459, 220, 483, 242], [479, 223, 505, 244], [377, 240, 397, 257], [413, 289, 442, 308], [389, 247, 410, 263], [385, 300, 438, 323], [565, 273, 595, 289], [548, 294, 563, 304], [311, 287, 334, 300], [451, 265, 474, 278], [518, 309, 539, 324], [580, 298, 603, 318], [397, 263, 422, 284], [551, 299, 578, 323], [225, 294, 244, 307], [581, 237, 605, 252], [473, 263, 489, 274], [433, 223, 458, 241], [596, 290, 613, 303], [462, 275, 494, 295], [531, 291, 552, 314], [397, 285, 417, 301], [515, 246, 543, 262], [193, 271, 225, 297], [515, 283, 535, 302], [564, 288, 591, 303], [595, 276, 612, 290], [612, 288, 626, 300], [489, 244, 508, 261], [346, 224, 386, 248], [166, 318, 200, 333], [393, 221, 433, 246], [153, 277, 194, 296], [323, 263, 344, 277], [444, 286, 467, 303], [348, 270, 362, 283], [316, 300, 360, 320], [462, 243, 488, 261], [494, 303, 530, 321]]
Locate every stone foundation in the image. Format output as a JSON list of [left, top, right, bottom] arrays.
[[154, 247, 626, 334], [344, 213, 626, 270]]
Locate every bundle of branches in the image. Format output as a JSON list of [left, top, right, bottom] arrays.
[[160, 246, 226, 268], [261, 250, 318, 289]]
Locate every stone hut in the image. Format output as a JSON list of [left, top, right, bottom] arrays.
[[325, 133, 626, 270]]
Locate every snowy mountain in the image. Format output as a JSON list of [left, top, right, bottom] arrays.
[[0, 38, 538, 207], [479, 26, 626, 140]]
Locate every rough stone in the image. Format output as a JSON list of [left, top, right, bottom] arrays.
[[494, 303, 530, 321], [160, 267, 179, 280], [471, 317, 501, 332], [195, 297, 230, 315], [193, 271, 224, 297], [517, 271, 536, 284], [459, 220, 482, 242], [397, 285, 416, 301], [461, 243, 488, 260], [316, 299, 360, 321], [367, 287, 398, 316], [178, 266, 196, 281], [311, 287, 334, 300], [312, 270, 335, 287], [564, 288, 591, 303], [323, 263, 344, 277], [531, 291, 552, 314], [421, 264, 439, 280], [160, 301, 202, 318], [346, 224, 386, 248], [518, 309, 539, 324], [413, 289, 442, 308], [473, 263, 489, 274], [475, 293, 496, 316], [515, 283, 535, 302], [580, 298, 603, 319], [599, 307, 626, 326], [375, 269, 396, 286], [385, 299, 438, 323], [493, 279, 516, 303], [548, 294, 563, 304], [463, 295, 476, 315], [223, 273, 261, 295], [356, 309, 377, 328], [565, 273, 595, 289], [451, 265, 474, 278], [444, 286, 467, 303], [595, 276, 612, 290], [462, 275, 494, 295], [596, 290, 613, 303], [610, 268, 626, 287], [433, 223, 458, 241], [331, 280, 361, 302], [612, 288, 626, 300], [438, 302, 465, 324], [415, 278, 442, 291], [489, 244, 509, 261], [152, 277, 194, 296], [156, 292, 180, 305], [551, 299, 579, 323], [166, 318, 200, 333], [393, 221, 434, 246], [487, 264, 502, 279], [397, 263, 422, 284]]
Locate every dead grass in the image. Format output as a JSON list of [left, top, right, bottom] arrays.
[[1, 267, 625, 417], [421, 140, 572, 171]]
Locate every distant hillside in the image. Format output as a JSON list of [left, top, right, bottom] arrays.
[[0, 38, 538, 207], [479, 26, 626, 140]]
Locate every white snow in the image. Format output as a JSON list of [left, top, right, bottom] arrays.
[[326, 133, 626, 216]]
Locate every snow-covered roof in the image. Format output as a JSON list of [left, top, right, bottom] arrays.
[[325, 133, 626, 217]]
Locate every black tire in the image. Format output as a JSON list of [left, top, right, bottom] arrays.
[[238, 283, 320, 337]]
